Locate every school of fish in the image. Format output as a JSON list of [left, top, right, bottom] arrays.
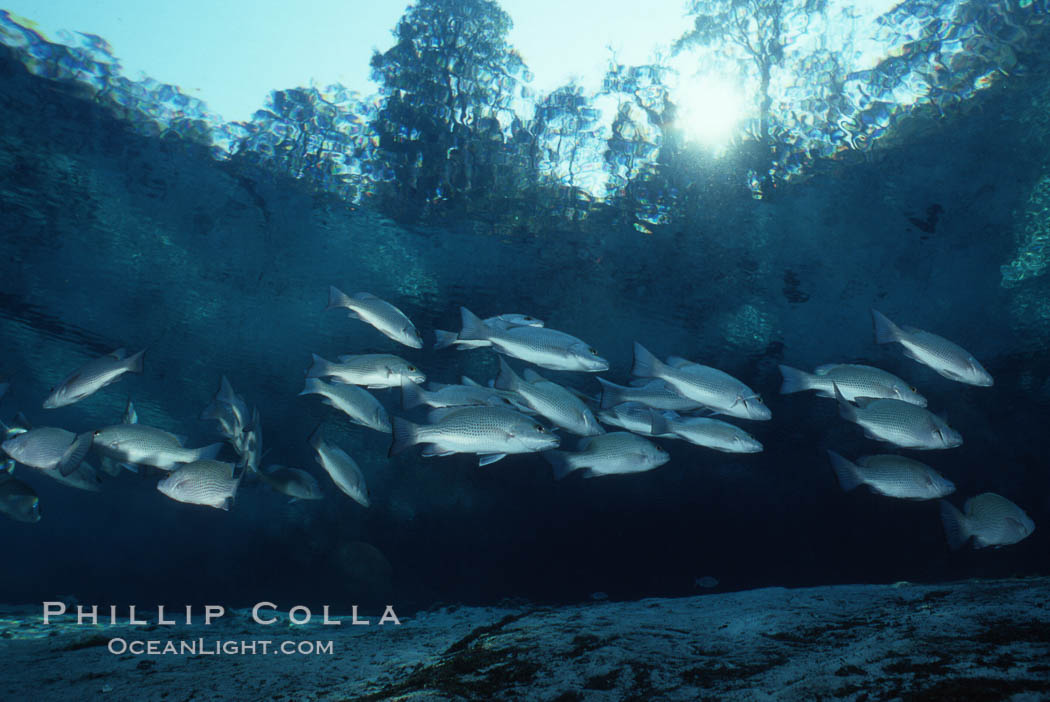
[[0, 296, 1034, 552]]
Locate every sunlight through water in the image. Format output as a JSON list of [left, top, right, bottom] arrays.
[[673, 73, 747, 154]]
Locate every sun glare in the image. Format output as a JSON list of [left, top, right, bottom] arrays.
[[674, 75, 748, 153]]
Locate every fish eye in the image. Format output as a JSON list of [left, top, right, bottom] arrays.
[[93, 430, 101, 437], [535, 425, 545, 433], [407, 366, 415, 371], [524, 316, 533, 321], [588, 348, 598, 355], [910, 386, 917, 392]]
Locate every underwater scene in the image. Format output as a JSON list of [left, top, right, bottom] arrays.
[[0, 0, 1049, 699]]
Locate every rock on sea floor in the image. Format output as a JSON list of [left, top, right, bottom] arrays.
[[1, 578, 1048, 701]]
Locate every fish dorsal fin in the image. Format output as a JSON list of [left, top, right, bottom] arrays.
[[14, 412, 33, 430], [853, 396, 879, 409], [577, 436, 595, 451], [460, 376, 482, 387], [522, 369, 545, 383], [108, 348, 128, 360]]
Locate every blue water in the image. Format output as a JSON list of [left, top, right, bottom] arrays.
[[0, 3, 1048, 620]]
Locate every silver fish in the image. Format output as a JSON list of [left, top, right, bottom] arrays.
[[650, 414, 762, 453], [307, 353, 425, 389], [200, 376, 250, 447], [779, 363, 927, 406], [0, 470, 40, 522], [40, 461, 103, 492], [494, 360, 604, 436], [157, 459, 240, 511], [597, 378, 706, 412], [390, 406, 559, 466], [434, 313, 545, 350], [597, 403, 675, 436], [872, 310, 993, 387], [940, 493, 1034, 549], [43, 348, 145, 409], [309, 428, 369, 507], [258, 464, 323, 501], [826, 450, 954, 500], [300, 377, 390, 433], [400, 378, 516, 410], [458, 307, 608, 372], [122, 398, 139, 425], [833, 384, 961, 450], [544, 432, 669, 480], [240, 407, 262, 473], [92, 424, 223, 471], [632, 343, 770, 420], [327, 286, 422, 349], [2, 427, 92, 476]]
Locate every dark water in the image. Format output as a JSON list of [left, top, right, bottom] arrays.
[[0, 4, 1049, 618]]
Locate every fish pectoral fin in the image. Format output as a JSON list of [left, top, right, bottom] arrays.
[[478, 453, 507, 467]]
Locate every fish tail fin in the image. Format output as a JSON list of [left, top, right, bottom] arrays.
[[596, 378, 626, 410], [218, 375, 237, 403], [457, 307, 491, 342], [631, 342, 664, 379], [306, 353, 333, 379], [543, 451, 577, 480], [648, 410, 671, 436], [327, 285, 352, 310], [299, 377, 324, 397], [124, 349, 146, 374], [939, 501, 970, 551], [778, 364, 813, 394], [871, 309, 902, 344], [833, 383, 857, 423], [308, 424, 325, 451], [389, 417, 420, 457], [400, 380, 427, 410], [493, 358, 522, 392], [826, 450, 863, 492], [433, 330, 458, 350], [58, 432, 93, 477], [195, 442, 224, 462]]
